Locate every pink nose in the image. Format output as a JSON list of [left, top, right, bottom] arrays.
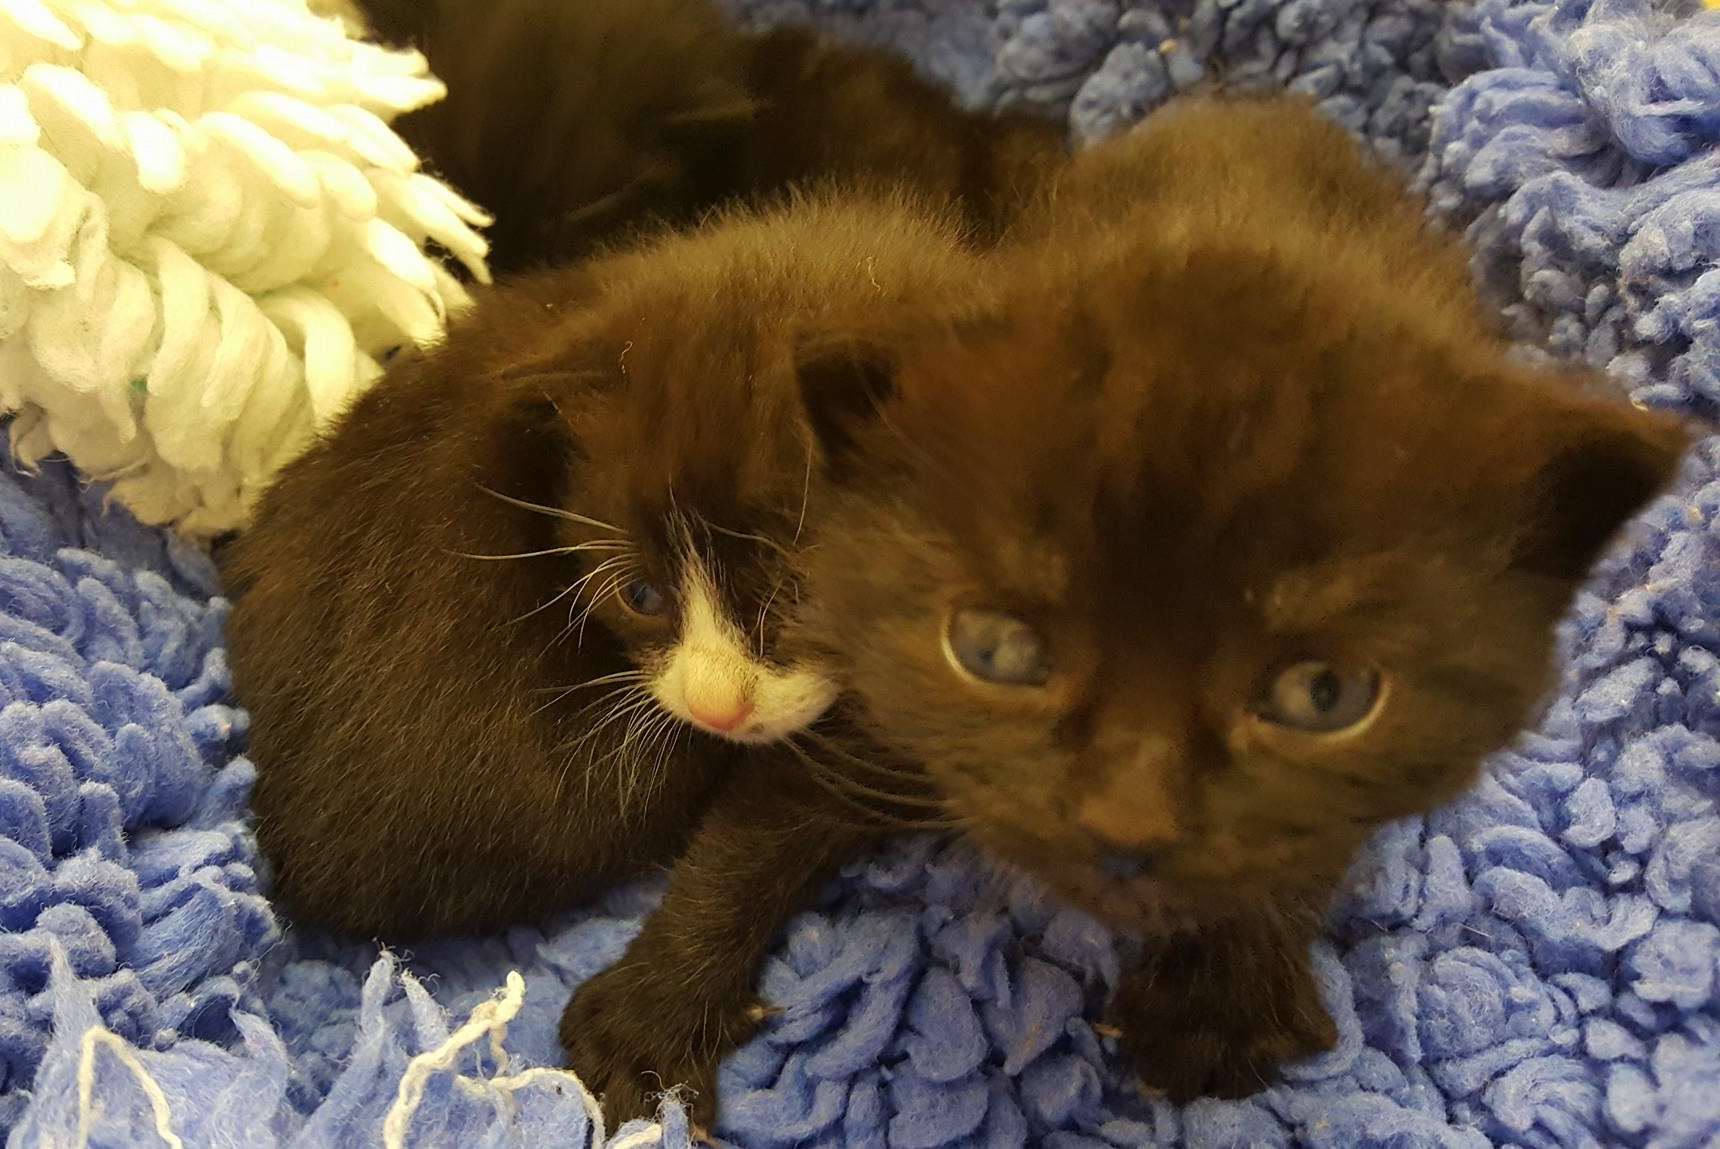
[[688, 699, 755, 733]]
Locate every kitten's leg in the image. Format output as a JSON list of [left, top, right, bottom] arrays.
[[559, 752, 885, 1127], [1109, 904, 1337, 1101]]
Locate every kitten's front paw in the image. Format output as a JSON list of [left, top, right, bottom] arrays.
[[1110, 944, 1336, 1102], [560, 959, 763, 1128]]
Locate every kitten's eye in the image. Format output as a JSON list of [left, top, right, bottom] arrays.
[[1255, 660, 1382, 733], [618, 578, 668, 617], [944, 608, 1051, 686]]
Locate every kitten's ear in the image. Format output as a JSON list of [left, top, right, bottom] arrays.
[[793, 333, 900, 477], [1514, 395, 1690, 580], [486, 374, 585, 495]]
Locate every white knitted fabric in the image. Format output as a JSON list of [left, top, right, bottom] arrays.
[[0, 0, 490, 534]]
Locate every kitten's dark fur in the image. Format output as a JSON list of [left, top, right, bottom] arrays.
[[223, 190, 976, 935], [222, 191, 975, 1123], [355, 0, 1064, 271], [783, 98, 1692, 1101]]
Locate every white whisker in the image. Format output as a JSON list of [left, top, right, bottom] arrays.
[[569, 555, 633, 600], [472, 484, 625, 533], [448, 541, 628, 562], [545, 556, 637, 649], [571, 693, 657, 752], [793, 445, 813, 546], [507, 582, 581, 626], [782, 738, 966, 831], [528, 671, 647, 718], [550, 682, 648, 805], [572, 568, 635, 648], [628, 711, 682, 814], [532, 670, 647, 694], [706, 521, 794, 562], [605, 698, 670, 816], [755, 571, 786, 655], [647, 720, 684, 805], [798, 727, 932, 784]]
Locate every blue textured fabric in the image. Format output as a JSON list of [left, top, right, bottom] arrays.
[[2, 0, 1719, 1145]]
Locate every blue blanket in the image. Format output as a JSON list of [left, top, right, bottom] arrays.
[[3, 0, 1718, 1145]]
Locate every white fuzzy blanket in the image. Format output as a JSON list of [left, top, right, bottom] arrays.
[[0, 0, 489, 534]]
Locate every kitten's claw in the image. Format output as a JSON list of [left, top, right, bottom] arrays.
[[744, 1002, 781, 1024]]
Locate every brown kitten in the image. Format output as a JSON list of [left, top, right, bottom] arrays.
[[224, 189, 982, 1122], [784, 97, 1692, 1101], [354, 0, 1064, 271], [222, 194, 981, 1129], [735, 22, 1063, 242]]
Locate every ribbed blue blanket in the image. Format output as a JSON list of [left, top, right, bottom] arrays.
[[2, 0, 1717, 1145]]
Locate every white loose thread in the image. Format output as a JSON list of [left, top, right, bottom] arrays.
[[381, 970, 614, 1149], [610, 1127, 669, 1149], [73, 1027, 185, 1149]]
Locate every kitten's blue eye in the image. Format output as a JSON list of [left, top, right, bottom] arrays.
[[1256, 660, 1382, 733], [619, 578, 668, 617], [944, 608, 1051, 686]]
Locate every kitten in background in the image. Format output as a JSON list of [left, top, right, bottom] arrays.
[[350, 0, 1065, 271], [782, 97, 1691, 1100]]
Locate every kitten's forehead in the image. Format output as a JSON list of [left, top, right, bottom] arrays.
[[988, 533, 1073, 603], [567, 312, 809, 525], [905, 274, 1531, 619]]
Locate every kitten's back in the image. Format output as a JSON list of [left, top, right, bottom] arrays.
[[361, 0, 755, 271], [357, 0, 1066, 271], [739, 26, 1064, 242]]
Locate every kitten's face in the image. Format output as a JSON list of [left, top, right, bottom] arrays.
[[792, 259, 1686, 929], [487, 190, 986, 748], [534, 308, 838, 745], [568, 509, 836, 745]]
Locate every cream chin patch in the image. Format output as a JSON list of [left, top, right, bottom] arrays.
[[649, 560, 837, 743]]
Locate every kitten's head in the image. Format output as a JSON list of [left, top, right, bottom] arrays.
[[515, 308, 836, 746], [789, 245, 1689, 928], [492, 196, 980, 744]]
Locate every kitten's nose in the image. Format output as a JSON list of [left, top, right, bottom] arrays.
[[1074, 743, 1182, 882], [688, 698, 755, 733]]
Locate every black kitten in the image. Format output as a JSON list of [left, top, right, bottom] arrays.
[[353, 0, 1065, 270], [223, 189, 984, 1124], [784, 97, 1693, 1101]]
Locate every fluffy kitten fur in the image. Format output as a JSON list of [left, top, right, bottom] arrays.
[[355, 0, 1064, 270], [222, 191, 978, 949], [784, 97, 1691, 1100]]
